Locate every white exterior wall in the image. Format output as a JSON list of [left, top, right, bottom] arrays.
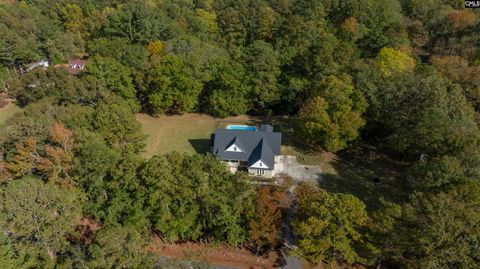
[[248, 168, 274, 178]]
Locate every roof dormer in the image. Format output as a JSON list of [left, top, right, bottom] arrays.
[[225, 136, 245, 153]]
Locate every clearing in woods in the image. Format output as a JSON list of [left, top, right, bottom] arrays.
[[136, 113, 407, 209], [136, 113, 252, 157]]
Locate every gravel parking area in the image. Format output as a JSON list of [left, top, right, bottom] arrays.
[[275, 155, 322, 183]]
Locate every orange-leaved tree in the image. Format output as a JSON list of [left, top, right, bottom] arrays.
[[249, 185, 291, 254], [1, 123, 75, 186]]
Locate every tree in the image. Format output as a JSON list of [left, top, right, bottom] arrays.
[[59, 3, 85, 35], [299, 75, 366, 152], [88, 38, 149, 69], [195, 8, 218, 33], [91, 100, 146, 155], [376, 47, 416, 77], [87, 225, 156, 269], [144, 54, 202, 114], [249, 186, 291, 254], [16, 68, 86, 106], [99, 0, 177, 43], [36, 123, 74, 185], [241, 41, 281, 112], [137, 153, 255, 245], [146, 40, 165, 56], [373, 180, 480, 268], [72, 132, 121, 219], [3, 123, 75, 185], [2, 137, 38, 179], [137, 154, 202, 241], [85, 56, 139, 111], [445, 9, 476, 30], [389, 75, 479, 157], [202, 58, 249, 117], [430, 55, 480, 111], [356, 67, 480, 158], [293, 183, 369, 265], [0, 177, 82, 262]]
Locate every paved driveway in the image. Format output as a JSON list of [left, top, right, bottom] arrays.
[[276, 155, 322, 183]]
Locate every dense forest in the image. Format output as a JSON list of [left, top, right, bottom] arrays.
[[0, 0, 480, 268]]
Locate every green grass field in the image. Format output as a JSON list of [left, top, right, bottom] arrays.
[[0, 103, 22, 129], [136, 113, 252, 157]]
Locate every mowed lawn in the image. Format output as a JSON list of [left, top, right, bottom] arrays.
[[136, 113, 252, 157], [0, 102, 22, 129]]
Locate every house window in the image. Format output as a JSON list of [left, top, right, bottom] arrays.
[[259, 162, 262, 167], [234, 146, 237, 151], [257, 169, 265, 175]]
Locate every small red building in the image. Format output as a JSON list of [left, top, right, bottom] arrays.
[[67, 59, 87, 75]]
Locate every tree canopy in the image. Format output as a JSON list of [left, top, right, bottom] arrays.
[[0, 0, 480, 268]]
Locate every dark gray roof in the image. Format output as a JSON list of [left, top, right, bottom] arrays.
[[226, 136, 245, 152], [247, 138, 275, 169], [259, 125, 273, 132], [211, 125, 281, 169]]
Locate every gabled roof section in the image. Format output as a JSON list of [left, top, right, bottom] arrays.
[[211, 126, 281, 169], [247, 139, 274, 169], [225, 136, 245, 152]]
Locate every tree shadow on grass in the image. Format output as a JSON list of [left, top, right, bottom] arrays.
[[249, 116, 410, 210], [319, 144, 409, 211], [250, 116, 312, 155], [188, 139, 211, 154]]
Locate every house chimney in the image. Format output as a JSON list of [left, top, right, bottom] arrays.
[[259, 124, 273, 132]]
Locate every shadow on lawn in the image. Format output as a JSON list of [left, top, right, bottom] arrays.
[[250, 116, 410, 210], [251, 116, 311, 154], [188, 139, 211, 154], [319, 144, 409, 210]]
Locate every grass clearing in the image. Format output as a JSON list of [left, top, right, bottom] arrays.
[[285, 142, 408, 209], [265, 116, 408, 209], [318, 145, 408, 209], [136, 113, 253, 157]]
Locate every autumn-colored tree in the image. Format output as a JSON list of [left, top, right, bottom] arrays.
[[60, 3, 84, 34], [3, 123, 75, 185], [0, 161, 12, 182], [406, 19, 430, 53], [376, 47, 416, 77], [4, 137, 39, 178], [342, 17, 358, 34], [341, 17, 362, 40], [196, 9, 218, 33], [147, 40, 165, 56], [293, 183, 368, 265], [431, 55, 470, 82], [249, 186, 291, 254], [446, 9, 476, 30], [431, 55, 480, 87], [299, 75, 366, 152], [37, 123, 74, 185]]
